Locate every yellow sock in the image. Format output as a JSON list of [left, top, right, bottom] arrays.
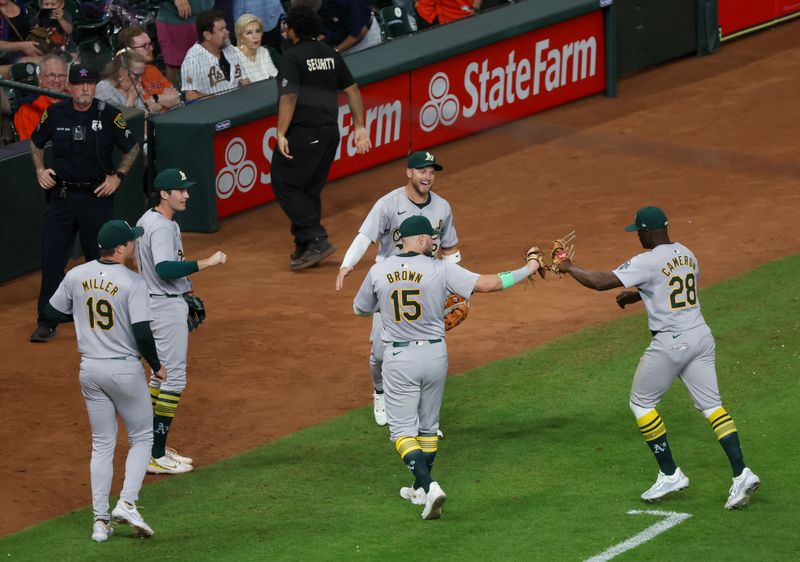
[[707, 407, 737, 440], [154, 390, 181, 418], [395, 436, 422, 459], [149, 387, 160, 410], [637, 409, 667, 441]]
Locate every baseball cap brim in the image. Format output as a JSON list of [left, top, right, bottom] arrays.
[[624, 223, 641, 232], [130, 225, 145, 239], [410, 162, 443, 171]]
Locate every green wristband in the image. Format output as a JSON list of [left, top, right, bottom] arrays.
[[499, 271, 515, 289]]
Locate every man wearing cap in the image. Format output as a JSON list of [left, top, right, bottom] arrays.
[[135, 168, 227, 474], [28, 63, 140, 343], [556, 206, 760, 510], [336, 150, 460, 428], [271, 5, 371, 271], [43, 219, 166, 541], [353, 214, 541, 519]]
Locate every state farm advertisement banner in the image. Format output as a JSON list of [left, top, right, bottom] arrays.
[[410, 12, 605, 148], [212, 74, 410, 219], [719, 0, 800, 36]]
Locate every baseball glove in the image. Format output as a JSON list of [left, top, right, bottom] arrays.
[[443, 293, 469, 331], [525, 246, 547, 279], [550, 230, 576, 274], [184, 293, 206, 332]]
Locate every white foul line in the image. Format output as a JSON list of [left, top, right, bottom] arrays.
[[584, 510, 693, 562]]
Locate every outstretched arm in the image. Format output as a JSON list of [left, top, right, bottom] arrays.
[[557, 259, 623, 291]]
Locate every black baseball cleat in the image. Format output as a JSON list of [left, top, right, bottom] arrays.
[[291, 239, 336, 271], [30, 324, 56, 343]]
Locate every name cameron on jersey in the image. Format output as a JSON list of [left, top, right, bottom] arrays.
[[386, 270, 424, 284], [81, 278, 119, 296], [661, 255, 697, 277]]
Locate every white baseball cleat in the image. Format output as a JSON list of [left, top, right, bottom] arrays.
[[373, 392, 387, 426], [436, 429, 444, 440], [147, 455, 193, 475], [165, 446, 194, 465], [421, 482, 446, 519], [400, 485, 427, 505], [640, 468, 689, 502], [91, 519, 114, 542], [725, 467, 760, 509], [111, 500, 154, 537]]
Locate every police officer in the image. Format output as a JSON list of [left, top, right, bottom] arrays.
[[29, 64, 140, 342], [271, 5, 371, 271]]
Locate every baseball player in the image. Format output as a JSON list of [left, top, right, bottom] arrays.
[[44, 219, 166, 541], [135, 168, 228, 474], [353, 215, 542, 519], [556, 206, 760, 509], [336, 151, 460, 427]]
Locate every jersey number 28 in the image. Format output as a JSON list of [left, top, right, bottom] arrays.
[[668, 273, 697, 309], [86, 297, 115, 330], [390, 289, 421, 322]]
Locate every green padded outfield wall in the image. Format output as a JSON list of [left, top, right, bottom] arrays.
[[0, 108, 146, 283], [149, 0, 613, 233]]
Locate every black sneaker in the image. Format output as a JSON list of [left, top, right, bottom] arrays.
[[291, 239, 336, 271], [30, 324, 56, 342], [290, 242, 308, 261]]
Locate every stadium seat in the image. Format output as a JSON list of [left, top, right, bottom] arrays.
[[76, 39, 113, 72], [9, 62, 39, 88], [378, 6, 415, 39]]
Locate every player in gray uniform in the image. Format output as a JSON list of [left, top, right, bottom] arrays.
[[135, 168, 228, 475], [556, 206, 760, 509], [44, 220, 166, 541], [336, 151, 460, 427], [353, 215, 542, 519]]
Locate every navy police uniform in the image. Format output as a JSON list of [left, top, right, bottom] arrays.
[[271, 31, 355, 268], [29, 66, 138, 341]]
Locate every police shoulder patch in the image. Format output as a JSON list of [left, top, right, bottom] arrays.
[[113, 113, 127, 129], [40, 110, 48, 124]]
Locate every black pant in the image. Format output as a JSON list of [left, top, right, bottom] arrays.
[[37, 191, 114, 326], [270, 125, 339, 247]]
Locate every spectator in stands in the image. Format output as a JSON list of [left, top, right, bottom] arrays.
[[234, 0, 284, 51], [0, 0, 43, 63], [234, 13, 278, 82], [156, 0, 213, 87], [117, 26, 182, 112], [318, 0, 382, 54], [414, 0, 481, 29], [13, 53, 67, 140], [37, 0, 73, 38], [96, 51, 148, 113], [180, 10, 250, 101]]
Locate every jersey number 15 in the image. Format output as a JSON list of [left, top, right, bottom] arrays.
[[390, 289, 422, 322], [668, 273, 697, 309]]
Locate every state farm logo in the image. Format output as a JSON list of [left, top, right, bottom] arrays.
[[419, 72, 460, 132], [216, 137, 257, 199]]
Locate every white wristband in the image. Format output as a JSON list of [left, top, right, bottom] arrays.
[[442, 250, 461, 263], [341, 233, 372, 269]]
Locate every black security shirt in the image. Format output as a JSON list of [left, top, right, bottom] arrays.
[[30, 98, 138, 181], [276, 39, 355, 127]]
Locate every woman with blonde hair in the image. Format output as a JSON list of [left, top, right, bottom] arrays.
[[235, 13, 279, 83], [96, 50, 149, 113]]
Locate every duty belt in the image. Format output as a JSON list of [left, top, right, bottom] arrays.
[[56, 177, 105, 192], [391, 339, 442, 348]]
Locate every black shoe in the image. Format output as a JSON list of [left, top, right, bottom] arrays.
[[291, 238, 336, 271], [30, 324, 56, 342], [290, 242, 308, 261]]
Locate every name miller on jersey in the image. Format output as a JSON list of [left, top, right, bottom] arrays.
[[81, 278, 119, 296], [661, 255, 697, 277], [307, 58, 336, 71], [386, 269, 424, 284]]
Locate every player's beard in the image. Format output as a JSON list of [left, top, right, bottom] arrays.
[[423, 238, 434, 257]]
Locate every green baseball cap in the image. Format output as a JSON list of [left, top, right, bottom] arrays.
[[407, 151, 443, 171], [625, 206, 669, 232], [97, 219, 144, 249], [154, 168, 197, 190], [398, 215, 437, 238]]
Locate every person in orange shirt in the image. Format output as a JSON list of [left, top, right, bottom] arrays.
[[13, 53, 67, 141], [116, 26, 182, 112], [414, 0, 481, 28]]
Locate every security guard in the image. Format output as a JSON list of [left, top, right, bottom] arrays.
[[271, 5, 371, 271], [29, 64, 140, 342]]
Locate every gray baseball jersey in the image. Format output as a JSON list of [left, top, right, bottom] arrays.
[[613, 242, 720, 411], [355, 253, 479, 342], [136, 209, 192, 296], [355, 253, 479, 440], [49, 260, 152, 359], [359, 188, 459, 261]]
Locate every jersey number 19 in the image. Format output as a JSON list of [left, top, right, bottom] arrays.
[[86, 297, 115, 330]]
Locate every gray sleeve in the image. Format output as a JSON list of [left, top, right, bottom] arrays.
[[357, 200, 386, 243], [128, 277, 152, 325], [439, 203, 459, 249], [353, 270, 378, 315], [613, 252, 651, 288], [49, 270, 73, 314], [444, 262, 480, 298]]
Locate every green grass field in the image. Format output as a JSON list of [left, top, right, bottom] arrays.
[[3, 256, 799, 561]]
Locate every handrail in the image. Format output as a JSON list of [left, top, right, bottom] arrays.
[[0, 79, 72, 100]]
